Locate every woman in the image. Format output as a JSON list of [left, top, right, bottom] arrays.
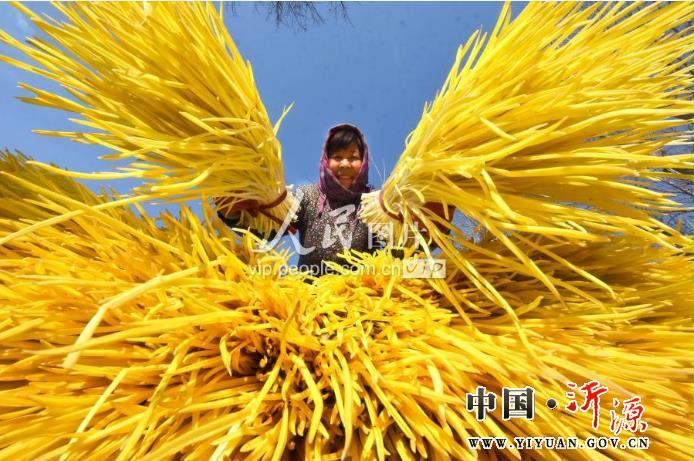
[[216, 124, 382, 277]]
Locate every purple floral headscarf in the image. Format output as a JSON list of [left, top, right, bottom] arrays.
[[318, 123, 371, 217]]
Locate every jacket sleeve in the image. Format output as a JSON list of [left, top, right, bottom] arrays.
[[217, 191, 305, 241]]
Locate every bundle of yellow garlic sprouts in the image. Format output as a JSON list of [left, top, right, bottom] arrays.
[[360, 1, 693, 305], [0, 2, 295, 238], [1, 153, 692, 460]]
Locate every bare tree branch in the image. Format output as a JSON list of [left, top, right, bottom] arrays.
[[226, 2, 351, 31]]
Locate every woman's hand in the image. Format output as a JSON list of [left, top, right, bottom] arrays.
[[214, 196, 239, 219]]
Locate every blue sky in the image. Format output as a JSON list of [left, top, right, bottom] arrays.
[[0, 2, 523, 216]]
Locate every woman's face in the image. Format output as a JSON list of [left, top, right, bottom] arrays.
[[328, 141, 363, 188]]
